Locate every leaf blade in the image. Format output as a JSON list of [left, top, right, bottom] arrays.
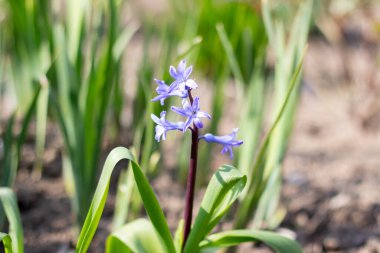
[[106, 218, 166, 253], [0, 188, 24, 253], [0, 232, 13, 253], [200, 229, 302, 253], [75, 147, 175, 253], [184, 165, 246, 253]]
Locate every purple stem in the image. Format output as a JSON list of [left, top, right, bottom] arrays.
[[182, 90, 198, 248]]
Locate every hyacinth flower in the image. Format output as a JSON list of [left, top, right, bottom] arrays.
[[151, 79, 188, 105], [151, 111, 184, 142], [169, 59, 198, 90], [171, 97, 211, 131], [151, 59, 243, 248], [200, 128, 243, 159]]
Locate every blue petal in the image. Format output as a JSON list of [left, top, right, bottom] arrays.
[[182, 117, 193, 132], [221, 146, 229, 155], [185, 79, 198, 89], [227, 146, 234, 159], [184, 66, 192, 79], [155, 125, 165, 142], [182, 99, 192, 111], [178, 60, 186, 74], [193, 117, 203, 129], [151, 114, 161, 125], [159, 111, 167, 118], [197, 111, 211, 119], [152, 94, 169, 103], [171, 106, 190, 117], [169, 66, 178, 79]]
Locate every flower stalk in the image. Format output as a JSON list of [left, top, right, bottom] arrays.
[[183, 91, 198, 247]]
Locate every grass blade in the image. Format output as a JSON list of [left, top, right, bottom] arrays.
[[106, 219, 166, 253], [33, 78, 49, 177], [0, 232, 13, 253], [184, 165, 246, 253], [0, 188, 24, 253], [1, 116, 17, 188], [216, 23, 245, 88], [234, 48, 306, 229], [199, 229, 302, 253], [75, 147, 175, 253]]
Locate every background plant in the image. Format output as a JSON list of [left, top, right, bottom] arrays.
[[0, 88, 41, 229], [47, 0, 136, 227], [232, 0, 314, 231], [111, 25, 177, 228], [2, 0, 138, 228], [0, 187, 24, 253], [1, 0, 51, 176]]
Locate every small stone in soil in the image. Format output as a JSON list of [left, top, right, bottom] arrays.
[[323, 237, 341, 251]]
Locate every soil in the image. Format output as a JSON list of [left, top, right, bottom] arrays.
[[3, 3, 380, 253]]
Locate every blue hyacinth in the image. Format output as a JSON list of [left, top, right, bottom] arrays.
[[171, 97, 211, 131], [151, 59, 243, 159], [199, 128, 243, 159]]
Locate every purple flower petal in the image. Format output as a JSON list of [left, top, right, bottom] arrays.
[[171, 96, 210, 131], [184, 66, 192, 79], [151, 112, 184, 142], [197, 111, 211, 119], [184, 79, 198, 89], [199, 129, 243, 159], [151, 113, 161, 125], [169, 60, 198, 91], [182, 99, 192, 111], [171, 106, 190, 117], [193, 117, 203, 129], [178, 60, 186, 73], [169, 66, 178, 79], [152, 77, 188, 105], [183, 117, 193, 132]]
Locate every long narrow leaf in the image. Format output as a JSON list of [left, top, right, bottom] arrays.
[[0, 232, 13, 253], [216, 23, 245, 88], [106, 219, 166, 253], [130, 153, 175, 253], [0, 188, 24, 253], [17, 86, 41, 154], [75, 147, 175, 253], [234, 48, 306, 229], [34, 79, 49, 176], [1, 116, 17, 188], [199, 229, 302, 253]]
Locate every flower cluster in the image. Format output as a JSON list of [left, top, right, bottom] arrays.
[[151, 60, 243, 159]]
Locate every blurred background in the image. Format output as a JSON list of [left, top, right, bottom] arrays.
[[0, 0, 379, 252]]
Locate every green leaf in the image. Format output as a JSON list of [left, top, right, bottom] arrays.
[[234, 48, 306, 229], [183, 165, 246, 253], [17, 86, 42, 156], [174, 219, 184, 253], [113, 24, 139, 61], [75, 147, 175, 253], [106, 218, 166, 253], [216, 23, 245, 88], [1, 115, 17, 188], [33, 78, 49, 177], [0, 232, 13, 253], [199, 229, 302, 253], [0, 188, 24, 253]]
